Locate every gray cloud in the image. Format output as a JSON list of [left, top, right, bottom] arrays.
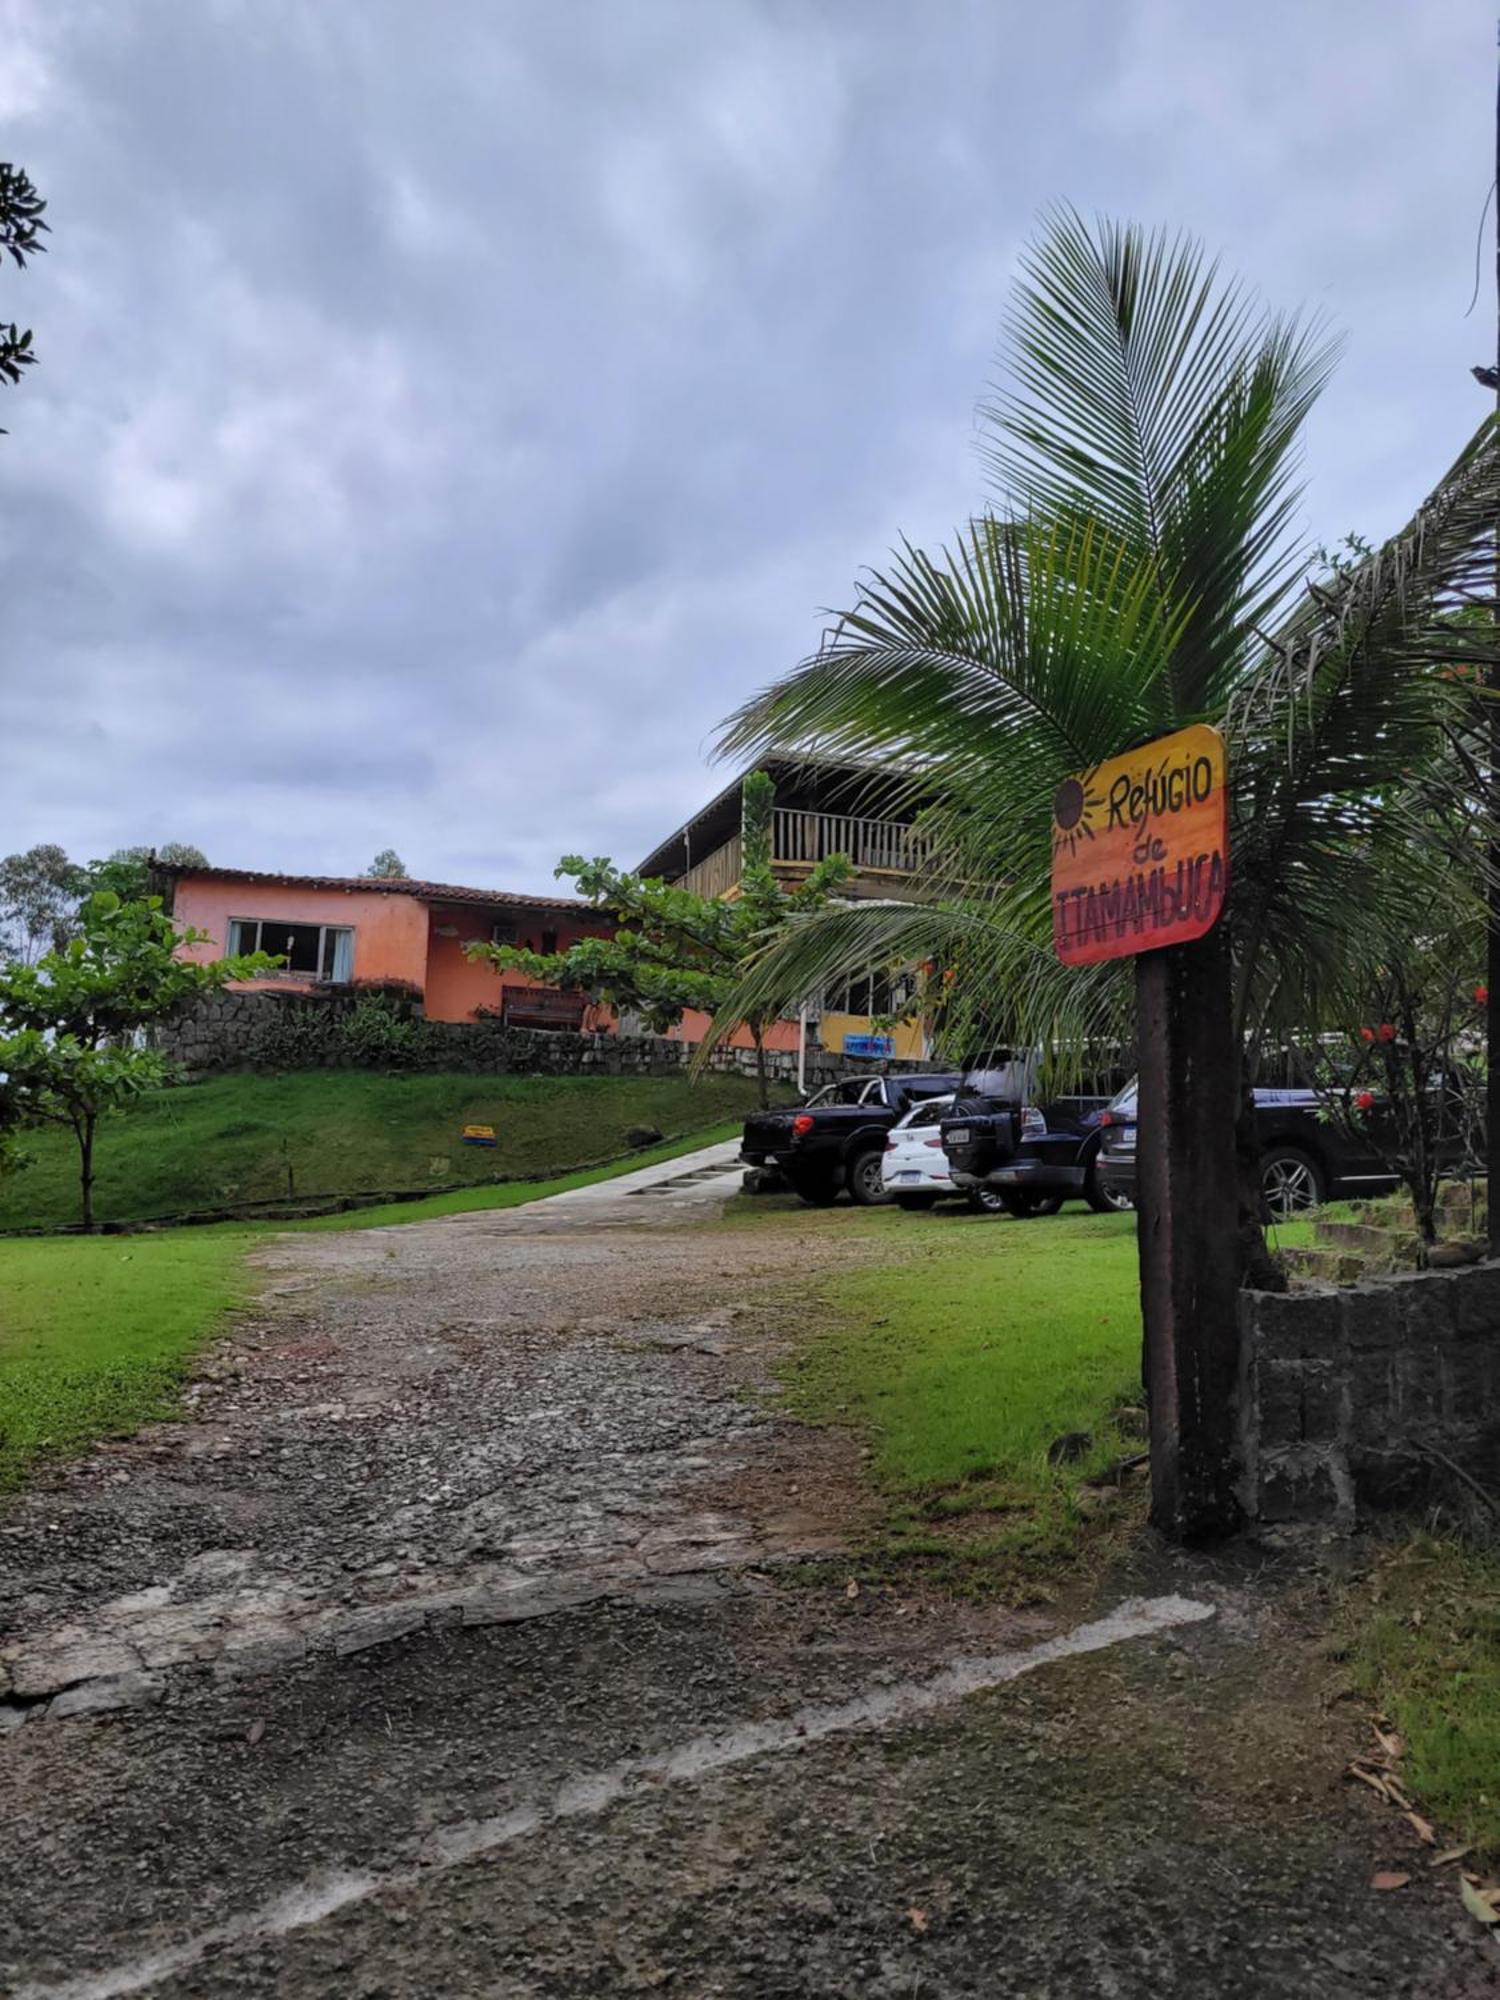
[[0, 0, 1494, 886]]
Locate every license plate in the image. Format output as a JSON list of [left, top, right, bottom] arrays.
[[947, 1128, 970, 1145], [895, 1171, 922, 1183]]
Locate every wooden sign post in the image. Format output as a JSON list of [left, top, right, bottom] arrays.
[[1052, 725, 1242, 1540]]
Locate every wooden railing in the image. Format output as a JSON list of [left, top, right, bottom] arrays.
[[772, 808, 928, 874]]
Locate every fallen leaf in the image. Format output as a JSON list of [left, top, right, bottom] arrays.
[[908, 1906, 929, 1933], [1347, 1761, 1399, 1804], [1404, 1810, 1437, 1847], [1431, 1846, 1474, 1870], [1460, 1876, 1500, 1926], [1370, 1871, 1411, 1892], [844, 1580, 860, 1600], [246, 1719, 266, 1746]]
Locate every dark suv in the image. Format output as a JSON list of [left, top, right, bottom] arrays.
[[1096, 1082, 1424, 1216]]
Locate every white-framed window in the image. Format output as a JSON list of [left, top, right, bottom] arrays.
[[824, 967, 916, 1016], [228, 917, 355, 982]]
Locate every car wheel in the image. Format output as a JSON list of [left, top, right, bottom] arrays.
[[1085, 1161, 1134, 1213], [966, 1186, 1009, 1216], [847, 1148, 892, 1206], [894, 1193, 938, 1211], [1001, 1190, 1065, 1218], [1260, 1145, 1326, 1219]]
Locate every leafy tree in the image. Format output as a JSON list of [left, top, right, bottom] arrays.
[[365, 849, 409, 879], [78, 844, 209, 905], [0, 160, 46, 424], [470, 771, 850, 1104], [711, 211, 1497, 1283], [1294, 907, 1487, 1255], [0, 843, 83, 962], [0, 892, 273, 1230]]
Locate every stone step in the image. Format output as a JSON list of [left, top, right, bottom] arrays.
[[1314, 1219, 1418, 1263], [1280, 1245, 1370, 1284]]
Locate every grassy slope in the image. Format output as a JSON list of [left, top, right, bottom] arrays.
[[0, 1070, 777, 1231], [0, 1234, 251, 1488], [282, 1121, 743, 1231]]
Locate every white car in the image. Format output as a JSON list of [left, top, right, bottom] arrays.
[[880, 1094, 957, 1208]]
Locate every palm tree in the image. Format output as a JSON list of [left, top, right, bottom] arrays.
[[713, 210, 1495, 1158], [705, 211, 1498, 1534]]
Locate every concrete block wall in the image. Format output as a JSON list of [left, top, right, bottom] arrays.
[[1238, 1265, 1500, 1529]]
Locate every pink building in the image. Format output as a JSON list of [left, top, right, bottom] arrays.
[[168, 867, 611, 1027]]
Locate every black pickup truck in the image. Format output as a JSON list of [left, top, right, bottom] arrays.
[[941, 1094, 1124, 1217], [741, 1071, 964, 1205]]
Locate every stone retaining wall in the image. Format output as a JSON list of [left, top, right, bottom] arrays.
[[1238, 1264, 1500, 1529], [155, 988, 936, 1090]]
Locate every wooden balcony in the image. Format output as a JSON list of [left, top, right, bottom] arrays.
[[675, 813, 929, 899], [772, 808, 930, 876]]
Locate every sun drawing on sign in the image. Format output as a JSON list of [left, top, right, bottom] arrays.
[[1051, 771, 1104, 860]]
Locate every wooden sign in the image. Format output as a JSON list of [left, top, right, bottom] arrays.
[[1051, 723, 1228, 967], [462, 1123, 497, 1147]]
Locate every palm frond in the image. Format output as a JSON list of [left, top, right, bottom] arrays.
[[984, 207, 1340, 710]]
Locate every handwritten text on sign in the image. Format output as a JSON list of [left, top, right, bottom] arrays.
[[1051, 723, 1228, 967]]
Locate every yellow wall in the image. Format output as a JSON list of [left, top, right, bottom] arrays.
[[816, 1011, 929, 1061]]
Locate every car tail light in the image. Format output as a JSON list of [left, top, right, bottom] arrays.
[[1021, 1106, 1046, 1137], [791, 1113, 815, 1137], [1098, 1110, 1114, 1127], [885, 1136, 899, 1149], [923, 1136, 944, 1149]]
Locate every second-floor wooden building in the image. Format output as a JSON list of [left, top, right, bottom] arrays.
[[637, 755, 937, 1062]]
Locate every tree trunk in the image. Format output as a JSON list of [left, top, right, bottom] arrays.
[[750, 1024, 770, 1110], [1134, 926, 1244, 1542], [78, 1113, 96, 1234]]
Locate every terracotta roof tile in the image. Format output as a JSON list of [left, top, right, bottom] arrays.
[[162, 865, 587, 911]]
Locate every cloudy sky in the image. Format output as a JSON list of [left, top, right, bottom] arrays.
[[1, 0, 1495, 890]]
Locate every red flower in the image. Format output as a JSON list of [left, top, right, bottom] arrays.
[[918, 960, 935, 978], [1477, 985, 1490, 1006], [1355, 1090, 1375, 1112], [942, 968, 957, 985], [1358, 1027, 1375, 1043], [1377, 1023, 1396, 1043]]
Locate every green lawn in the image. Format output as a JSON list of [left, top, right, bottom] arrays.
[[0, 1115, 751, 1486], [1344, 1534, 1500, 1859], [0, 1069, 779, 1232], [771, 1203, 1146, 1593], [0, 1233, 252, 1489]]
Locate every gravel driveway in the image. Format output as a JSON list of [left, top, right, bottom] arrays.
[[3, 1158, 1496, 1997]]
